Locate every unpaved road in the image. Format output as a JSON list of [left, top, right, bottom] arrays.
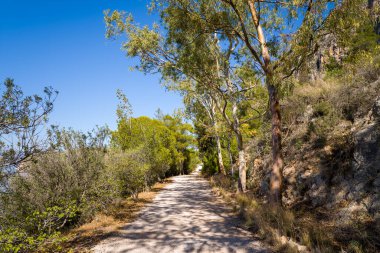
[[93, 172, 267, 253]]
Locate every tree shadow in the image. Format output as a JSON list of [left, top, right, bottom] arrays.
[[93, 174, 268, 253]]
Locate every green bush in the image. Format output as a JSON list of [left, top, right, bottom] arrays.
[[106, 148, 150, 198], [0, 211, 68, 253], [0, 127, 110, 252], [313, 101, 332, 117], [201, 152, 218, 176], [0, 111, 196, 252]]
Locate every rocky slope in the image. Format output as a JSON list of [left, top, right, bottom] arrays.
[[246, 50, 380, 250]]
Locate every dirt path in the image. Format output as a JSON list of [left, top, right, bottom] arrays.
[[93, 171, 267, 253]]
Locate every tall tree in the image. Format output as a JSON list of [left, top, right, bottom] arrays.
[[149, 0, 341, 202], [104, 13, 264, 191], [184, 89, 226, 175]]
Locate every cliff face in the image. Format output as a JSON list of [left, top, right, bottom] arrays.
[[296, 34, 345, 83]]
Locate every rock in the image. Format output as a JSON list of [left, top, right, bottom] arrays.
[[300, 169, 313, 180], [352, 122, 380, 172], [304, 105, 314, 121], [374, 177, 380, 188], [283, 165, 296, 184], [277, 235, 310, 253], [253, 158, 263, 169], [310, 183, 328, 207], [372, 96, 380, 119], [334, 188, 349, 203], [324, 145, 333, 155], [370, 197, 380, 213], [335, 201, 369, 225], [354, 182, 366, 192]]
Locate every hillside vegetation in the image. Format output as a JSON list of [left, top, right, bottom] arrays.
[[1, 0, 380, 252], [104, 0, 380, 252], [0, 89, 197, 252]]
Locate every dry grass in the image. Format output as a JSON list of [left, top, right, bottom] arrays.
[[210, 175, 340, 253], [211, 174, 380, 253], [56, 179, 173, 253]]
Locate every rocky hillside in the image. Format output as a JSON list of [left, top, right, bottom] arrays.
[[245, 39, 380, 251]]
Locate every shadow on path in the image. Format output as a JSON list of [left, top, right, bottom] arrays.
[[93, 173, 268, 253]]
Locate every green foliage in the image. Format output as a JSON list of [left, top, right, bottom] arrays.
[[325, 57, 344, 77], [0, 226, 63, 253], [313, 101, 332, 118], [0, 88, 196, 252], [0, 127, 110, 252], [112, 91, 196, 181], [0, 78, 57, 188], [201, 152, 218, 176], [106, 148, 150, 198], [116, 89, 133, 121], [113, 117, 171, 177], [194, 120, 218, 176], [183, 148, 200, 174]]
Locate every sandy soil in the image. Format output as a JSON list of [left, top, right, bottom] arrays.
[[93, 171, 268, 253]]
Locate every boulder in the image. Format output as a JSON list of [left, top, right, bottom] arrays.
[[373, 96, 380, 119]]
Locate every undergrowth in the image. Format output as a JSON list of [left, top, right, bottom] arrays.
[[210, 174, 379, 253]]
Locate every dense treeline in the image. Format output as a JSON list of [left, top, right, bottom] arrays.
[[0, 85, 196, 252]]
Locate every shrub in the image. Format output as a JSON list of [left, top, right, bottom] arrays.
[[0, 210, 69, 253], [106, 148, 150, 198], [211, 174, 233, 190], [313, 101, 332, 117], [0, 127, 110, 252]]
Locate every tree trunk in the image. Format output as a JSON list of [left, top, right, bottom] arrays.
[[236, 131, 247, 192], [267, 82, 284, 204], [231, 99, 247, 192], [227, 133, 234, 175], [211, 103, 226, 175], [215, 134, 226, 175], [247, 0, 284, 203]]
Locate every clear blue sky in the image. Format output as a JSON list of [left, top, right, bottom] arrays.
[[0, 0, 183, 131]]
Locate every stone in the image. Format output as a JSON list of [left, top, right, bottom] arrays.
[[323, 145, 333, 155], [334, 188, 349, 203], [373, 96, 380, 119], [374, 176, 380, 188], [283, 165, 297, 184], [352, 122, 380, 172], [300, 169, 313, 179], [304, 105, 314, 121], [354, 182, 366, 192]]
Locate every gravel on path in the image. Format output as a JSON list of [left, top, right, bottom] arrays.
[[93, 171, 268, 253]]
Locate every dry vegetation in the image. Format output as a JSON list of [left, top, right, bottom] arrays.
[[210, 175, 343, 253]]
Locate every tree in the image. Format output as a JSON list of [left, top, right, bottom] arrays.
[[187, 91, 226, 175], [147, 0, 343, 202], [0, 78, 57, 190], [104, 10, 265, 191], [116, 89, 133, 121], [112, 91, 196, 181], [161, 113, 195, 175]]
